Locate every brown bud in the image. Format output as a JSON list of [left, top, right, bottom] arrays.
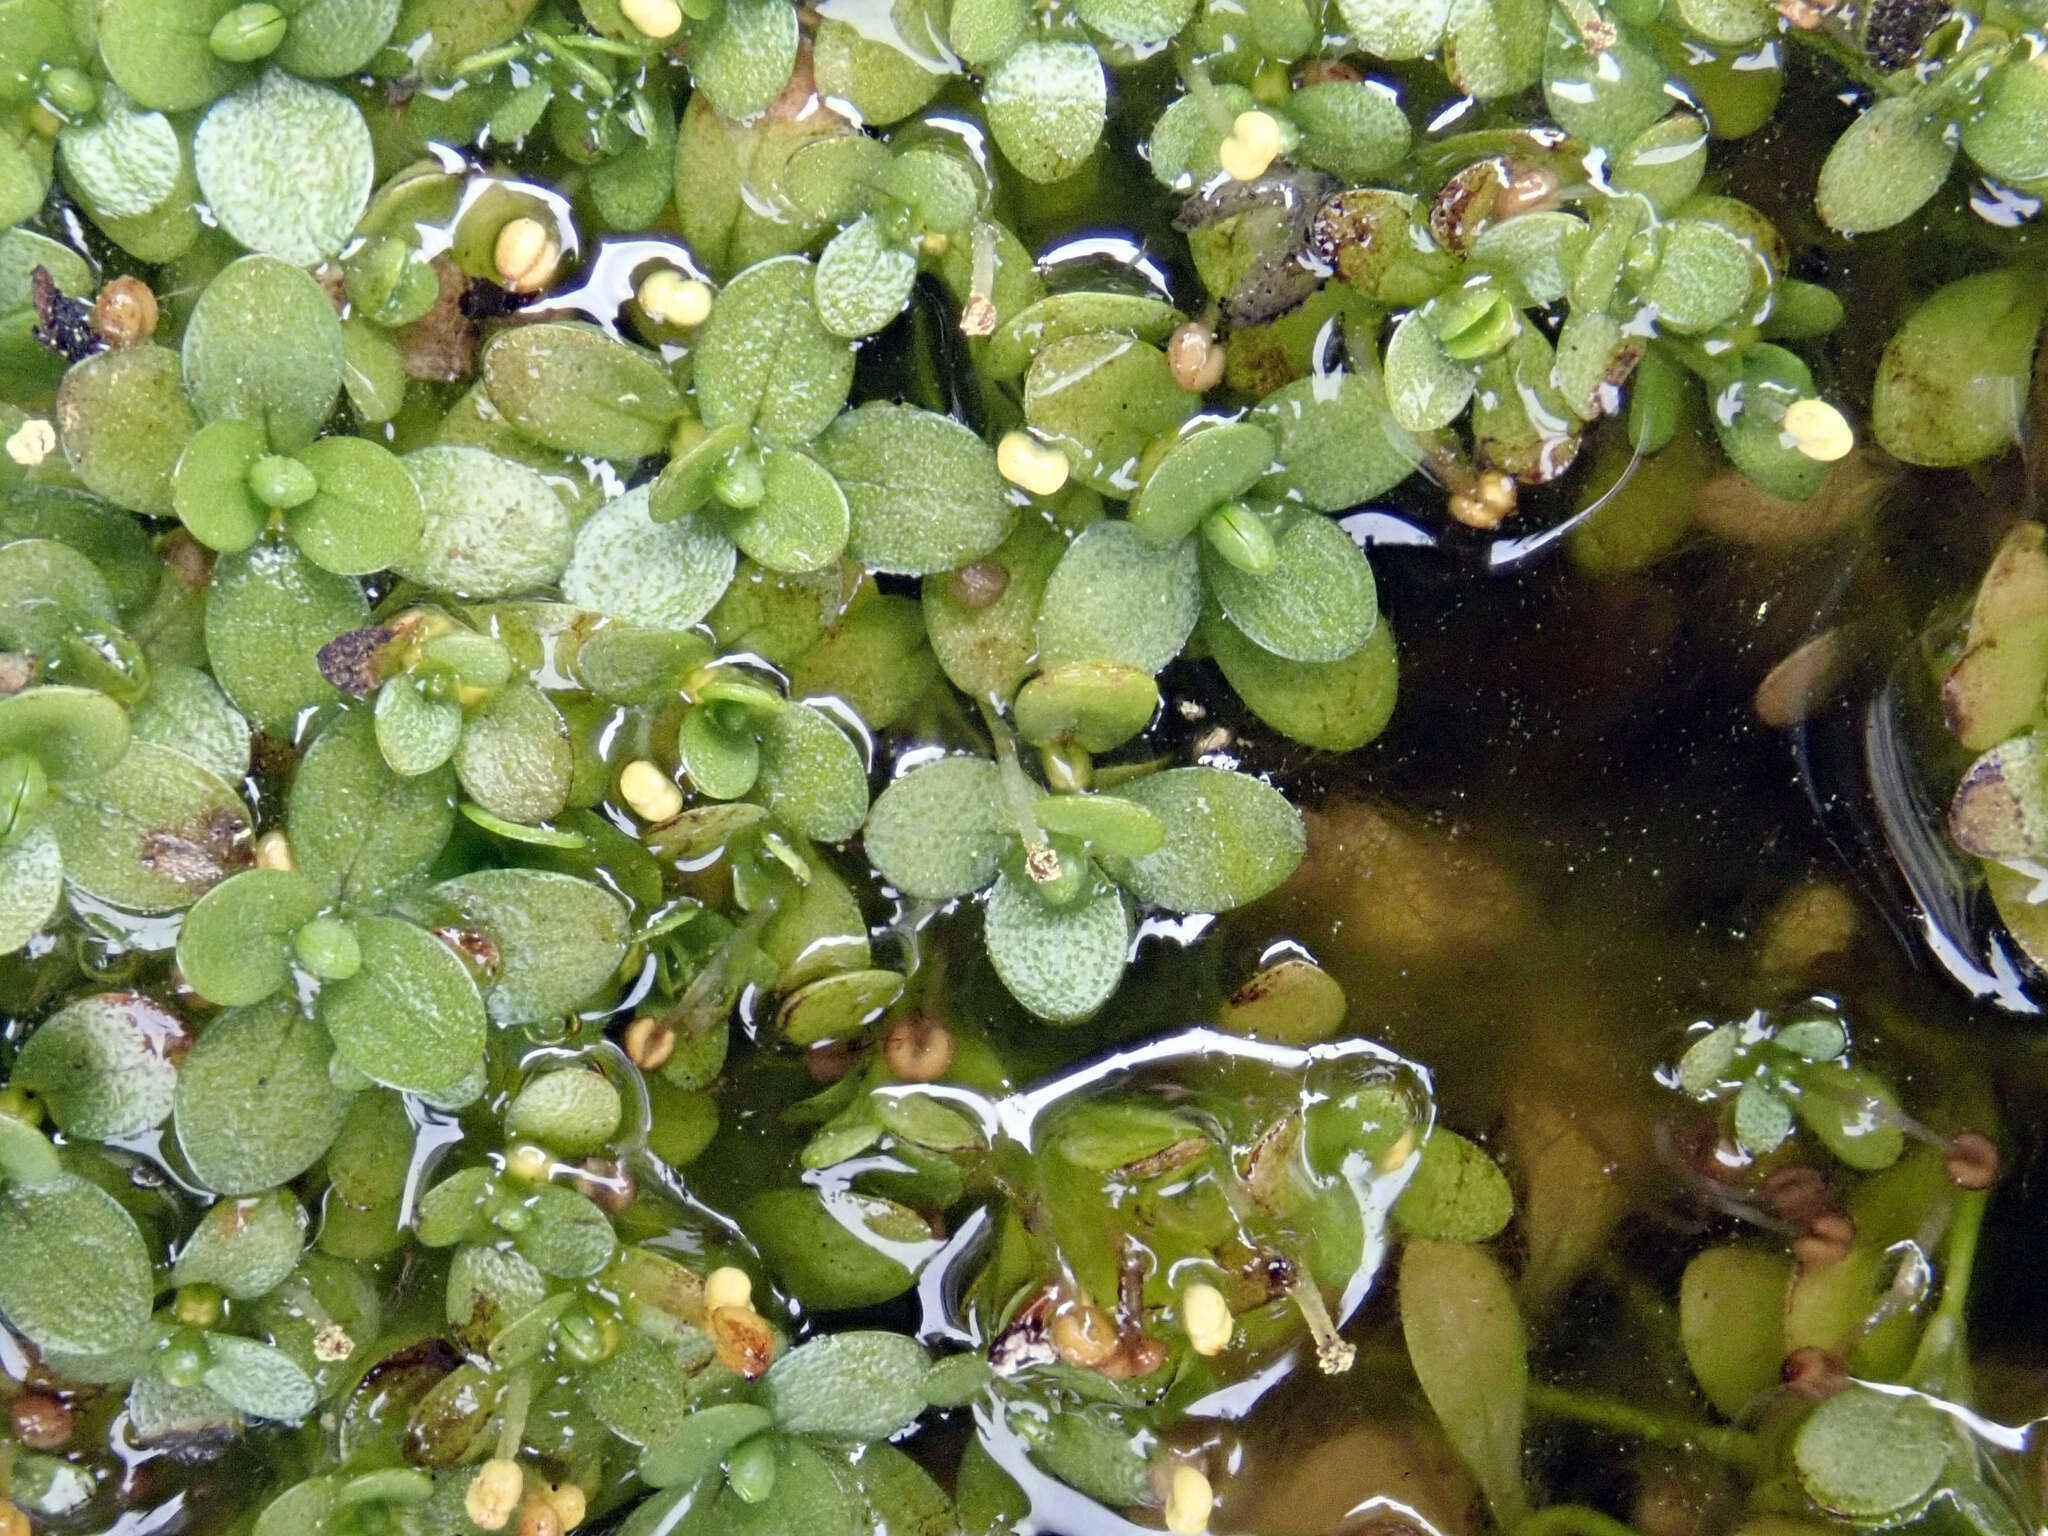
[[805, 1039, 858, 1084], [1760, 1164, 1830, 1225], [574, 1157, 637, 1215], [1295, 59, 1362, 85], [947, 560, 1010, 611], [1792, 1208, 1855, 1269], [622, 1015, 676, 1073], [91, 276, 158, 347], [1050, 1304, 1119, 1369], [710, 1304, 776, 1379], [9, 1390, 74, 1450], [1100, 1334, 1169, 1380], [1945, 1131, 1998, 1191], [882, 1016, 955, 1083], [518, 1497, 565, 1536], [1781, 1345, 1847, 1399]]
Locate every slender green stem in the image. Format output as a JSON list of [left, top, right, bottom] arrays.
[[1517, 1506, 1645, 1536], [978, 700, 1055, 877], [660, 895, 780, 1039], [1527, 1383, 1762, 1470], [450, 40, 529, 77], [1906, 1186, 1988, 1396], [492, 1367, 534, 1461], [530, 29, 615, 94]]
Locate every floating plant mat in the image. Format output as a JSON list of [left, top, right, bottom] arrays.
[[0, 1, 2045, 1535]]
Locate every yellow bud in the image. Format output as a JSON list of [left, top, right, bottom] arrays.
[[1232, 110, 1283, 156], [467, 1459, 525, 1532], [1219, 111, 1282, 180], [996, 430, 1070, 497], [254, 830, 296, 871], [494, 217, 561, 294], [638, 269, 714, 327], [5, 418, 55, 467], [1181, 1282, 1233, 1356], [1164, 1464, 1213, 1535], [619, 759, 684, 824], [505, 1143, 552, 1183], [1783, 398, 1853, 462], [703, 1264, 754, 1315], [544, 1482, 589, 1531], [621, 0, 685, 35]]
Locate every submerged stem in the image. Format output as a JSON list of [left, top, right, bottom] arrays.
[[1526, 1383, 1762, 1470]]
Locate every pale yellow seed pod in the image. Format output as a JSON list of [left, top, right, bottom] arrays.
[[1164, 1464, 1214, 1535], [1783, 398, 1854, 462], [254, 830, 296, 872], [703, 1265, 754, 1315], [620, 0, 685, 37], [495, 217, 561, 294], [996, 430, 1070, 497], [1181, 1282, 1233, 1356], [619, 759, 684, 824], [467, 1459, 525, 1532], [638, 268, 714, 327]]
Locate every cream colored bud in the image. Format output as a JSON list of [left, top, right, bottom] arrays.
[[703, 1265, 753, 1315], [619, 758, 683, 823], [494, 217, 561, 293], [545, 1483, 588, 1531], [1181, 1282, 1233, 1356], [254, 830, 296, 871], [1167, 322, 1226, 392], [638, 268, 713, 327], [996, 430, 1069, 497], [5, 418, 55, 467], [505, 1142, 552, 1183], [467, 1459, 525, 1532], [1218, 110, 1282, 181], [1164, 1464, 1214, 1535], [620, 0, 685, 36], [1783, 398, 1853, 462]]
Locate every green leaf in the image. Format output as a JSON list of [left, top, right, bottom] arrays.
[[745, 1186, 922, 1310], [289, 437, 426, 576], [0, 1174, 154, 1357], [505, 1067, 623, 1152], [1202, 507, 1378, 663], [1816, 96, 1955, 235], [49, 741, 254, 913], [453, 682, 572, 825], [319, 915, 487, 1092], [399, 446, 574, 598], [1129, 422, 1276, 543], [948, 0, 1028, 64], [183, 255, 345, 452], [1613, 113, 1710, 213], [814, 0, 951, 124], [1637, 219, 1753, 334], [579, 1328, 692, 1446], [275, 0, 405, 76], [1034, 793, 1165, 856], [780, 969, 906, 1046], [203, 1333, 319, 1422], [1542, 16, 1670, 147], [1679, 1246, 1789, 1417], [923, 515, 1064, 702], [1794, 1387, 1953, 1521], [1444, 0, 1547, 97], [1337, 0, 1448, 57], [984, 41, 1107, 183], [1733, 1078, 1792, 1155], [205, 539, 370, 734], [173, 1189, 309, 1299], [98, 0, 242, 111], [175, 997, 350, 1194], [0, 684, 132, 780], [170, 419, 268, 552], [13, 991, 184, 1140], [1074, 0, 1193, 42], [0, 825, 62, 956], [1399, 1239, 1529, 1528], [1962, 58, 2048, 185], [58, 89, 185, 222], [193, 70, 374, 265], [985, 864, 1129, 1022], [755, 702, 869, 842], [697, 257, 855, 448], [132, 665, 252, 788], [419, 870, 628, 1025], [1791, 1062, 1905, 1170], [815, 216, 918, 340], [1012, 662, 1159, 753], [512, 1182, 616, 1277], [1097, 765, 1305, 912], [387, 0, 539, 75], [1392, 1129, 1514, 1241], [290, 708, 457, 911], [1872, 269, 2047, 468], [862, 755, 1008, 899], [1027, 1406, 1153, 1506], [591, 81, 679, 229], [1147, 86, 1256, 191], [693, 0, 799, 117], [679, 705, 761, 800], [985, 291, 1185, 381], [764, 1331, 929, 1442], [815, 403, 1015, 576], [0, 484, 158, 619], [481, 323, 685, 461], [640, 1403, 777, 1489], [1251, 373, 1421, 511], [1204, 605, 1398, 750], [1713, 344, 1828, 501], [563, 482, 737, 629], [1025, 332, 1195, 495], [1036, 520, 1201, 675], [55, 344, 200, 515], [1385, 308, 1478, 433], [374, 677, 461, 776], [1287, 81, 1414, 179], [341, 315, 409, 424], [726, 448, 850, 575], [177, 868, 325, 1007], [651, 422, 750, 525]]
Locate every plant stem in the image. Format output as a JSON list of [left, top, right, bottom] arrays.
[[1526, 1383, 1763, 1470], [978, 700, 1055, 880], [1906, 1186, 1988, 1397]]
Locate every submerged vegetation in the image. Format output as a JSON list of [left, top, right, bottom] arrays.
[[0, 0, 2045, 1533]]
